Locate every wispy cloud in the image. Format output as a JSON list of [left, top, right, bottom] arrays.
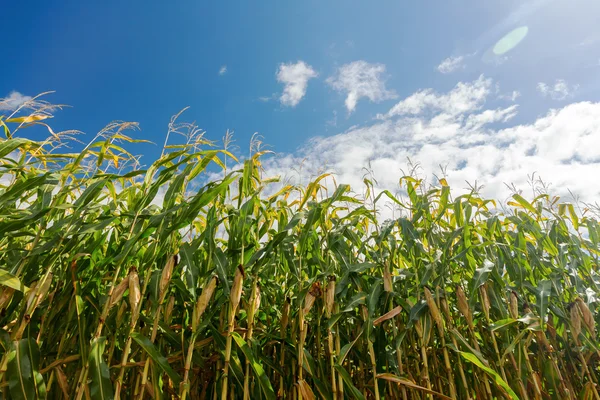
[[498, 90, 521, 102], [0, 91, 32, 111], [437, 56, 465, 74], [219, 65, 227, 76], [326, 61, 397, 113], [537, 79, 579, 100], [258, 95, 275, 102], [276, 61, 318, 107]]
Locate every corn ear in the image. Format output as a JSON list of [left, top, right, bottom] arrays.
[[456, 285, 473, 328], [303, 281, 322, 316], [479, 284, 490, 321], [325, 276, 336, 318], [570, 303, 581, 343], [108, 275, 130, 309], [297, 379, 316, 400], [164, 295, 175, 323], [159, 255, 176, 302], [425, 287, 443, 330], [128, 268, 141, 323], [575, 298, 595, 338], [193, 276, 218, 331]]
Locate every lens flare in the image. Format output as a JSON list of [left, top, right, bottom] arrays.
[[493, 26, 529, 55]]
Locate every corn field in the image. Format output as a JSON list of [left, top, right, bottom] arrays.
[[1, 100, 600, 399]]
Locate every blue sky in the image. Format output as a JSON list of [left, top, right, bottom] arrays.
[[2, 0, 600, 204]]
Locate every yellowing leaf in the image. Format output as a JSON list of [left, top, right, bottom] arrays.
[[6, 115, 51, 124]]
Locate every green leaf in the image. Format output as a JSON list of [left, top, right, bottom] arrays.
[[79, 217, 118, 235], [334, 365, 365, 400], [0, 138, 37, 158], [536, 280, 552, 327], [338, 325, 364, 365], [367, 281, 382, 318], [88, 337, 114, 400], [6, 338, 47, 400], [458, 351, 519, 400], [468, 259, 494, 307], [341, 293, 367, 313], [511, 193, 538, 215], [0, 269, 29, 293], [74, 179, 108, 211], [567, 203, 579, 230], [231, 332, 276, 400], [489, 318, 517, 332], [131, 332, 181, 387]]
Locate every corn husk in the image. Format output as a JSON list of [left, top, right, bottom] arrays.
[[303, 281, 322, 316], [194, 276, 217, 330], [570, 303, 581, 342], [159, 255, 176, 302], [230, 265, 245, 313], [253, 284, 261, 316], [164, 295, 175, 323], [325, 276, 336, 318], [116, 302, 127, 327], [424, 287, 443, 329], [108, 275, 130, 309], [535, 330, 552, 352], [297, 379, 316, 400], [55, 366, 70, 398], [479, 284, 490, 321], [575, 298, 595, 338], [456, 286, 473, 328], [129, 268, 141, 322]]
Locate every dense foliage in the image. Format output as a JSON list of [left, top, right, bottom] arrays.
[[1, 102, 600, 399]]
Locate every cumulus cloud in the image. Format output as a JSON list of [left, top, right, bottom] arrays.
[[437, 56, 465, 74], [326, 61, 397, 113], [537, 79, 579, 100], [0, 91, 32, 111], [219, 65, 227, 76], [387, 75, 492, 117], [260, 77, 600, 215], [276, 61, 318, 107]]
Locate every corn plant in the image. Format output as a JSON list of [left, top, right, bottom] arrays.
[[1, 98, 599, 399]]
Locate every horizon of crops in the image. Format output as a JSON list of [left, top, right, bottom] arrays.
[[1, 98, 600, 399]]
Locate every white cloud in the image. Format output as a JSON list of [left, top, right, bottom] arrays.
[[386, 75, 492, 117], [0, 91, 32, 111], [437, 56, 465, 74], [219, 65, 227, 76], [326, 61, 397, 113], [537, 79, 579, 100], [260, 77, 600, 217], [276, 61, 318, 107], [498, 90, 521, 102]]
